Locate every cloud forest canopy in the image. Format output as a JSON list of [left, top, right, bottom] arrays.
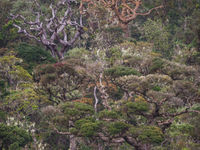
[[0, 0, 200, 149]]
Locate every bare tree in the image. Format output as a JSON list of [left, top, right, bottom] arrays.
[[11, 0, 85, 60]]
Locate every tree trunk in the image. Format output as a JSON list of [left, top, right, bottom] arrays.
[[48, 46, 65, 60], [98, 141, 104, 150], [124, 136, 147, 150], [69, 135, 77, 150], [119, 23, 129, 38], [197, 29, 200, 52], [142, 143, 151, 150], [55, 50, 64, 60]]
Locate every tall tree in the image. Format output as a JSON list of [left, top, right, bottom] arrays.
[[80, 0, 163, 37], [38, 43, 200, 150], [11, 0, 85, 60]]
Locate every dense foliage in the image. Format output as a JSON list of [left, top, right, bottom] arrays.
[[0, 0, 200, 150]]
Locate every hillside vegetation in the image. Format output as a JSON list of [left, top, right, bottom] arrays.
[[0, 0, 200, 150]]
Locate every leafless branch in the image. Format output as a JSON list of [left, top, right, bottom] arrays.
[[94, 86, 99, 114], [80, 0, 163, 36], [11, 0, 85, 60]]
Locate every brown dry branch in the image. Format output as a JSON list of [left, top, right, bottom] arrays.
[[80, 0, 163, 37]]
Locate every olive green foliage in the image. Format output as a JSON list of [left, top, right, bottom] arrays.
[[66, 48, 89, 59], [42, 132, 69, 150], [0, 110, 7, 122], [99, 110, 119, 120], [107, 121, 129, 136], [0, 21, 18, 48], [0, 0, 11, 27], [74, 118, 95, 130], [48, 103, 99, 139], [4, 84, 49, 115], [148, 58, 196, 80], [79, 144, 93, 150], [55, 100, 164, 148], [0, 49, 49, 119], [0, 0, 18, 48], [124, 101, 149, 114], [187, 51, 200, 65], [1, 0, 200, 149], [105, 47, 122, 66], [0, 123, 32, 149], [38, 40, 199, 149], [169, 122, 194, 137], [101, 26, 124, 47], [124, 55, 197, 80], [79, 122, 100, 137], [100, 42, 199, 149], [0, 48, 32, 90], [85, 5, 125, 49], [61, 102, 94, 120], [149, 58, 165, 73], [165, 121, 200, 150], [0, 48, 34, 109], [143, 19, 172, 58], [162, 0, 200, 49], [152, 85, 161, 92], [16, 43, 56, 72], [0, 80, 9, 99], [104, 66, 141, 78], [129, 126, 163, 144], [34, 61, 88, 103]]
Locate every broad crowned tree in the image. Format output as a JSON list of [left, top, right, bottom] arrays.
[[80, 0, 163, 37], [33, 58, 90, 104], [38, 43, 200, 150]]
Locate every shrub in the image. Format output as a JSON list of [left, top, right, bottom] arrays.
[[125, 101, 149, 114], [149, 58, 165, 73], [108, 121, 129, 135], [0, 123, 32, 149], [99, 110, 119, 120], [104, 66, 141, 78], [16, 43, 56, 72]]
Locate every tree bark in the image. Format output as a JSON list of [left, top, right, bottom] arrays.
[[69, 135, 77, 150], [119, 23, 129, 38], [197, 29, 200, 52]]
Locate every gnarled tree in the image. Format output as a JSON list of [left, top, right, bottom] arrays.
[[80, 0, 163, 37], [11, 0, 85, 60]]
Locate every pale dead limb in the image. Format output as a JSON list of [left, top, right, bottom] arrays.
[[11, 0, 85, 60]]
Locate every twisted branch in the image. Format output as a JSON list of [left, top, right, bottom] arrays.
[[11, 0, 84, 59]]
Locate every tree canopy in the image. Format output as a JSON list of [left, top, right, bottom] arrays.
[[0, 0, 200, 150]]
